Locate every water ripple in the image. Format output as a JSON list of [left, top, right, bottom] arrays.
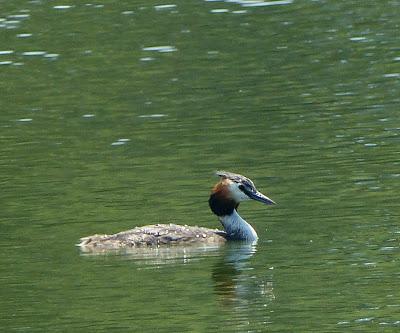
[[8, 14, 30, 19], [16, 33, 32, 38], [22, 51, 46, 56], [44, 53, 59, 59], [242, 0, 293, 6], [111, 138, 130, 146], [350, 37, 368, 42], [212, 0, 294, 7], [140, 57, 155, 62], [211, 9, 229, 13], [142, 46, 177, 53], [138, 114, 167, 118], [53, 5, 73, 10], [154, 4, 177, 10], [383, 73, 400, 78]]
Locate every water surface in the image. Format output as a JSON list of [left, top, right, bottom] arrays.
[[1, 0, 399, 332]]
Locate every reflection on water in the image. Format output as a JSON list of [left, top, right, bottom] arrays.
[[213, 243, 274, 302], [212, 243, 275, 330], [206, 0, 293, 8], [80, 243, 224, 266], [142, 45, 178, 53], [80, 240, 275, 329]]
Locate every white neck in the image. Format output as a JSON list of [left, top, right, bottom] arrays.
[[219, 210, 258, 242]]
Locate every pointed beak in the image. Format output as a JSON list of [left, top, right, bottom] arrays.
[[247, 191, 276, 205]]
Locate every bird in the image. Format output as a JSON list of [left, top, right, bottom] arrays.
[[78, 171, 275, 250]]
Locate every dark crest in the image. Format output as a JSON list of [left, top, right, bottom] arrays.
[[215, 171, 257, 193]]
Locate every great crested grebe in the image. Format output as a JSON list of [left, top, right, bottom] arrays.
[[78, 171, 275, 249]]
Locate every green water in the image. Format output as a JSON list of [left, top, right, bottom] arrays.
[[1, 0, 399, 332]]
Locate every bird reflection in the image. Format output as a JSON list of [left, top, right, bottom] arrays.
[[80, 241, 275, 326], [212, 243, 257, 304], [79, 243, 223, 266], [212, 242, 275, 327], [80, 241, 275, 329]]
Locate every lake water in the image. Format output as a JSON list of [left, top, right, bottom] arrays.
[[1, 0, 399, 332]]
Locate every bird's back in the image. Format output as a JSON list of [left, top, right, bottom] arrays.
[[78, 223, 227, 250]]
